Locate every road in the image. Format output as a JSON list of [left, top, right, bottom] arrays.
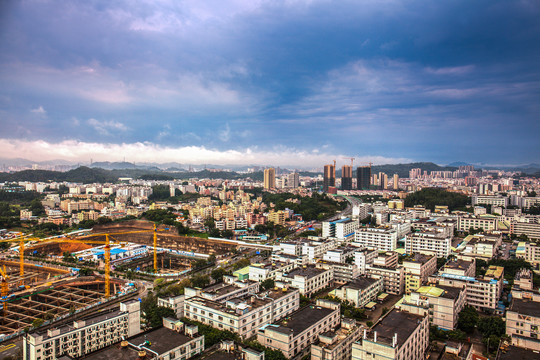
[[0, 339, 22, 360]]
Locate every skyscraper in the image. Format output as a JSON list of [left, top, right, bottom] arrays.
[[264, 168, 276, 190], [341, 165, 352, 190], [393, 174, 399, 190], [357, 166, 371, 190], [323, 164, 335, 192]]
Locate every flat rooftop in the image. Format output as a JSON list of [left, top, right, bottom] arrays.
[[285, 266, 327, 279], [371, 309, 425, 348], [84, 327, 199, 360], [510, 298, 540, 318], [497, 345, 540, 360], [403, 253, 434, 265], [343, 277, 380, 290], [266, 305, 336, 337], [187, 288, 296, 315], [443, 259, 473, 271]]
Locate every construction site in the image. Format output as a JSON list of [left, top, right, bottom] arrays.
[[117, 252, 195, 275], [0, 276, 126, 335], [88, 220, 239, 255]]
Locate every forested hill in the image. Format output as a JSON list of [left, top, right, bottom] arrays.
[[0, 166, 263, 184]]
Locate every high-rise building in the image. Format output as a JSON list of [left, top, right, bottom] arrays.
[[323, 164, 336, 192], [287, 172, 299, 189], [357, 166, 371, 190], [342, 165, 353, 190], [264, 168, 276, 190], [379, 172, 388, 190], [409, 168, 422, 179], [393, 174, 399, 190]]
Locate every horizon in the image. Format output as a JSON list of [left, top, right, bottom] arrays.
[[1, 1, 540, 166]]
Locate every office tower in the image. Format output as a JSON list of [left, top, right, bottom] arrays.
[[323, 164, 336, 192], [287, 172, 300, 189], [357, 166, 371, 190], [341, 165, 352, 190], [393, 174, 399, 190], [264, 168, 276, 189]]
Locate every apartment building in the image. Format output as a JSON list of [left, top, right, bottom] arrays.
[[311, 318, 363, 360], [84, 318, 204, 360], [405, 231, 452, 257], [512, 220, 540, 240], [397, 285, 466, 330], [323, 247, 357, 263], [276, 266, 333, 296], [457, 214, 499, 232], [322, 218, 360, 241], [302, 238, 339, 263], [516, 241, 540, 265], [184, 276, 259, 302], [352, 309, 429, 360], [157, 294, 185, 318], [24, 300, 141, 360], [315, 261, 360, 282], [248, 261, 297, 282], [506, 295, 540, 351], [353, 227, 398, 252], [353, 248, 378, 274], [457, 234, 502, 261], [331, 277, 383, 307], [472, 195, 509, 207], [435, 265, 504, 311], [184, 288, 300, 339], [441, 258, 476, 278], [402, 254, 437, 294], [257, 299, 341, 358], [366, 265, 404, 295]]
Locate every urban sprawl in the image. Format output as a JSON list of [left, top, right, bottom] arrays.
[[1, 164, 540, 360]]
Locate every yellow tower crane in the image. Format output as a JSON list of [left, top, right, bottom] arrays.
[[0, 265, 9, 315]]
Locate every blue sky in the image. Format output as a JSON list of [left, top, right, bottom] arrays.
[[1, 0, 539, 167]]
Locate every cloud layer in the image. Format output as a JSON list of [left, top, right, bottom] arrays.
[[1, 0, 539, 165], [0, 139, 410, 168]]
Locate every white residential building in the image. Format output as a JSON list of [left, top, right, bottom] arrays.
[[276, 266, 333, 296], [24, 301, 141, 360], [352, 309, 429, 360], [353, 227, 398, 252], [405, 231, 452, 257], [184, 288, 300, 339]]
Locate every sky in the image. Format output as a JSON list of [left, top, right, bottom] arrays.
[[1, 0, 539, 168]]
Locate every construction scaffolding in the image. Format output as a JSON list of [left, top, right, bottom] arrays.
[[0, 277, 121, 334]]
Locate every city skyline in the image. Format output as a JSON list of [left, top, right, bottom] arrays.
[[1, 1, 539, 166]]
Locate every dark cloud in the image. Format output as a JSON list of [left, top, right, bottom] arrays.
[[0, 0, 539, 164]]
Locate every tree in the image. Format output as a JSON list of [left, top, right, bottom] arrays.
[[261, 278, 275, 290], [232, 258, 251, 270], [32, 318, 44, 328], [190, 274, 210, 288], [457, 306, 478, 334], [211, 268, 227, 282], [478, 316, 505, 337]]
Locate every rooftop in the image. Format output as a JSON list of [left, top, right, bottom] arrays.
[[403, 253, 434, 265], [84, 327, 200, 360], [285, 266, 327, 279], [443, 259, 474, 271], [343, 277, 380, 291], [370, 309, 425, 348], [263, 305, 336, 337], [510, 298, 540, 318], [497, 345, 540, 360]]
